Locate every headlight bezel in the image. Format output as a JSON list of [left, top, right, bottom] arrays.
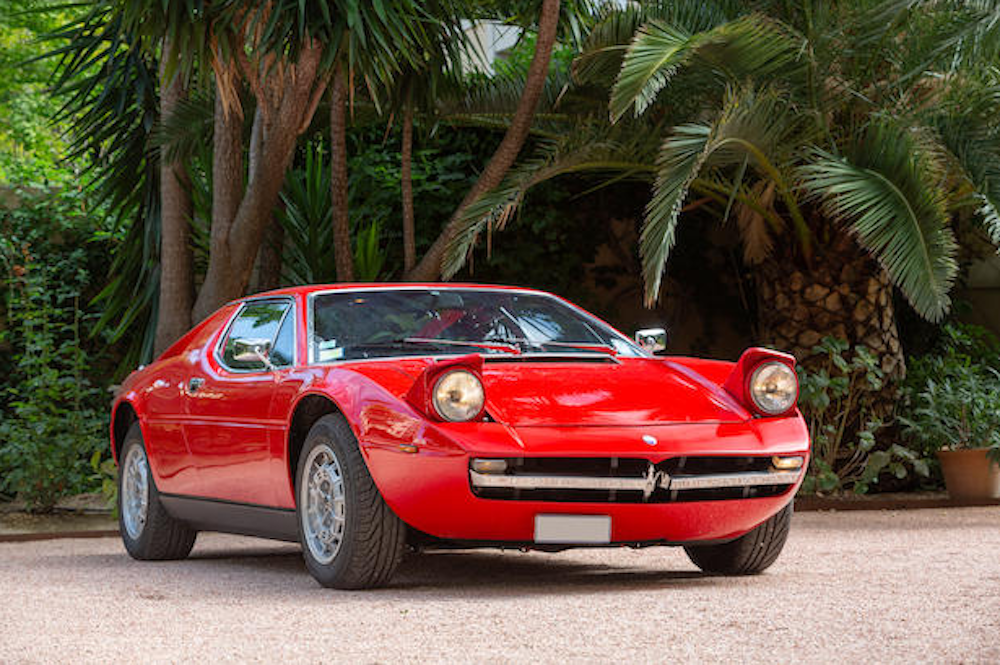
[[748, 360, 799, 416], [431, 368, 486, 422]]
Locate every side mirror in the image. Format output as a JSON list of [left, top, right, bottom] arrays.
[[231, 337, 276, 370], [635, 328, 668, 354]]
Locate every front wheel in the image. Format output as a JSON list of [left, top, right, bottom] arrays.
[[117, 423, 197, 560], [296, 414, 406, 589], [684, 502, 793, 575]]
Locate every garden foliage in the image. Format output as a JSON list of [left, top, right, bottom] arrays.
[[0, 182, 112, 510], [899, 323, 1000, 464], [797, 337, 929, 494]]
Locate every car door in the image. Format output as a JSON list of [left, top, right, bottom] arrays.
[[183, 297, 297, 506], [141, 305, 240, 496]]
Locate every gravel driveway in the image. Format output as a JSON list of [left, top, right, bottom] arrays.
[[2, 507, 998, 664]]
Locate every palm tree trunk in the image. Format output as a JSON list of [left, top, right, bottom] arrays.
[[401, 87, 416, 273], [405, 0, 561, 281], [330, 68, 354, 281], [756, 234, 905, 379], [249, 218, 285, 293], [193, 45, 327, 322], [153, 38, 194, 356], [193, 88, 245, 323]]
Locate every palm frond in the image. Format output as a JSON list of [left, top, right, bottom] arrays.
[[442, 118, 658, 278], [736, 180, 778, 264], [41, 3, 164, 370], [154, 89, 215, 165], [798, 119, 958, 322], [277, 142, 335, 285], [640, 123, 712, 303], [922, 68, 1000, 248], [573, 0, 743, 85], [640, 85, 811, 304], [609, 13, 806, 122]]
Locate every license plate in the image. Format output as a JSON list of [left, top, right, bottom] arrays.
[[534, 514, 611, 544]]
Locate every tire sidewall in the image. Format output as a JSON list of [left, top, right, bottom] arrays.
[[117, 425, 155, 558], [295, 416, 363, 585]]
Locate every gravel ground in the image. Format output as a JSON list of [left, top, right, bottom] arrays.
[[2, 507, 998, 664]]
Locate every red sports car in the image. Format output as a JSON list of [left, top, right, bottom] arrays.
[[111, 284, 809, 588]]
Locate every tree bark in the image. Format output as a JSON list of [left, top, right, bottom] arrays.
[[330, 69, 354, 281], [153, 38, 194, 356], [192, 90, 245, 323], [401, 87, 416, 273], [249, 218, 285, 293], [405, 0, 561, 281], [192, 45, 326, 322], [755, 232, 905, 379]]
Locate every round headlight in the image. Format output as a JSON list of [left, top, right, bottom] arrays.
[[432, 369, 485, 422], [749, 361, 798, 415]]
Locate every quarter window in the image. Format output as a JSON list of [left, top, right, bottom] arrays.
[[221, 300, 293, 371], [270, 309, 295, 367]]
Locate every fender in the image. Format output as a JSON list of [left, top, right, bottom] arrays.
[[723, 347, 798, 417]]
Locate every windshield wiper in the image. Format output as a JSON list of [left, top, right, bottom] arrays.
[[490, 337, 618, 356], [401, 337, 521, 355], [524, 340, 618, 355]]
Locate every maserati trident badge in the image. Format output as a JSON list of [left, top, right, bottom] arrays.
[[642, 434, 658, 446]]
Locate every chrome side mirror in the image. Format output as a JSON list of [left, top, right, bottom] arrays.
[[232, 337, 276, 370], [635, 328, 668, 354]]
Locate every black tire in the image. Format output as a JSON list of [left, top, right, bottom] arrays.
[[296, 414, 406, 589], [684, 502, 793, 575], [117, 423, 197, 560]]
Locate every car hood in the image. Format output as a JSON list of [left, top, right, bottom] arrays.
[[479, 357, 750, 426], [350, 356, 750, 427]]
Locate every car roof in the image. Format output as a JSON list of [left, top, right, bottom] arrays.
[[233, 283, 552, 304]]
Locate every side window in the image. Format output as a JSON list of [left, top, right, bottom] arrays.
[[221, 301, 291, 371], [270, 309, 295, 367]]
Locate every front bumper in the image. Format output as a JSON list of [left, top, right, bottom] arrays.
[[362, 417, 809, 545]]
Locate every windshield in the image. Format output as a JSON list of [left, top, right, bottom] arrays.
[[309, 288, 643, 362]]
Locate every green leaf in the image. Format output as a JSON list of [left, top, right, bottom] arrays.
[[640, 84, 809, 303], [609, 13, 805, 122], [798, 119, 959, 322]]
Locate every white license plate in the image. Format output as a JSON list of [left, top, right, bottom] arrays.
[[534, 514, 611, 544]]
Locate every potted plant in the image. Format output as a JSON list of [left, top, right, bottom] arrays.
[[901, 362, 1000, 500]]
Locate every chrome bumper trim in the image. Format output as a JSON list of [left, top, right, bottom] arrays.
[[469, 470, 654, 492], [470, 468, 801, 495], [668, 470, 800, 490]]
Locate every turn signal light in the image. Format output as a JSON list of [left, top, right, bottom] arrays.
[[772, 455, 804, 470], [471, 458, 508, 474]]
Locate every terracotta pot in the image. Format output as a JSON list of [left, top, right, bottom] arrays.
[[936, 448, 1000, 500]]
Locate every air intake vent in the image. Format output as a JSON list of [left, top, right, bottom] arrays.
[[469, 456, 799, 503]]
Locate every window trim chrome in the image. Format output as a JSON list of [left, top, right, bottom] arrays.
[[215, 296, 297, 374]]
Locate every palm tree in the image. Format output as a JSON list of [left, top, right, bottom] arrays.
[[44, 3, 163, 366], [443, 0, 1000, 376], [406, 0, 565, 281], [48, 0, 437, 348], [320, 0, 458, 282]]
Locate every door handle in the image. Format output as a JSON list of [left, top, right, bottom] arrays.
[[188, 377, 205, 394]]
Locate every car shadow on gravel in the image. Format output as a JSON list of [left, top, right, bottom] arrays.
[[181, 546, 719, 597], [386, 551, 720, 597], [42, 540, 726, 597]]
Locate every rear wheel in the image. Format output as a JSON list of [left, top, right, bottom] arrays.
[[296, 414, 406, 589], [684, 502, 792, 575], [118, 423, 197, 560]]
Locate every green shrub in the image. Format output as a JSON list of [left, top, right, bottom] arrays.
[[900, 323, 1000, 464], [0, 257, 107, 510], [0, 182, 111, 510], [796, 337, 929, 494]]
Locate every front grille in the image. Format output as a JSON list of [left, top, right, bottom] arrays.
[[469, 456, 798, 503]]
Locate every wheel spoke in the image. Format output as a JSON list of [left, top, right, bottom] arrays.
[[121, 446, 151, 540], [300, 443, 347, 565]]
